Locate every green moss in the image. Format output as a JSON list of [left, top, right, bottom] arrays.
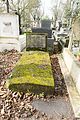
[[7, 51, 54, 94]]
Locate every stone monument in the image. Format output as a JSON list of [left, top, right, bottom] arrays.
[[0, 13, 23, 51]]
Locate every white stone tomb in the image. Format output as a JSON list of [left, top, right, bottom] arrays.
[[0, 13, 26, 52]]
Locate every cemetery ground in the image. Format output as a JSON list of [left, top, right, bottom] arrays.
[[0, 49, 75, 120]]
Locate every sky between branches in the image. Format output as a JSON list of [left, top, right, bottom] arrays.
[[41, 0, 67, 18]]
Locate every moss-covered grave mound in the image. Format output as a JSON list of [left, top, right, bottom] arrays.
[[7, 51, 54, 94]]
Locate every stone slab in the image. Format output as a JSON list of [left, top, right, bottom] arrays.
[[32, 98, 74, 119], [7, 51, 54, 94]]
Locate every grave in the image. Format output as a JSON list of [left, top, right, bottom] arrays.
[[7, 51, 54, 94], [0, 13, 26, 52]]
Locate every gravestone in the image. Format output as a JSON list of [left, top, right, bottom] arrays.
[[32, 28, 52, 38], [41, 20, 51, 29], [32, 19, 52, 38], [31, 19, 53, 50], [0, 13, 20, 51], [0, 13, 19, 41], [26, 33, 47, 51]]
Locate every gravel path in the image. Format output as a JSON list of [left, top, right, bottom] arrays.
[[0, 50, 75, 120]]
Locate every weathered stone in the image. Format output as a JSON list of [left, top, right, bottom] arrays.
[[26, 33, 47, 49]]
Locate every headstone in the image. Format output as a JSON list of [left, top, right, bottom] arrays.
[[32, 28, 52, 38], [0, 13, 19, 38], [26, 33, 47, 51], [0, 13, 20, 51], [41, 20, 51, 29], [32, 19, 52, 38]]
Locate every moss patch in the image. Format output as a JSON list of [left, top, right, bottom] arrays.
[[7, 51, 54, 94]]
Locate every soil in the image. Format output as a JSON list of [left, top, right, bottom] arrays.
[[0, 50, 75, 120], [50, 54, 67, 96]]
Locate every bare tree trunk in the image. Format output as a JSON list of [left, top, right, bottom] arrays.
[[68, 30, 73, 50], [18, 14, 22, 34], [6, 0, 9, 13]]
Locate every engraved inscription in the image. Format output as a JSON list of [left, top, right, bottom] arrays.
[[3, 22, 13, 34]]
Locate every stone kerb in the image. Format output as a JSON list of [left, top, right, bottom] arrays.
[[63, 48, 80, 94]]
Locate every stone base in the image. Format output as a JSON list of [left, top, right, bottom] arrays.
[[0, 43, 20, 52], [0, 35, 26, 52]]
